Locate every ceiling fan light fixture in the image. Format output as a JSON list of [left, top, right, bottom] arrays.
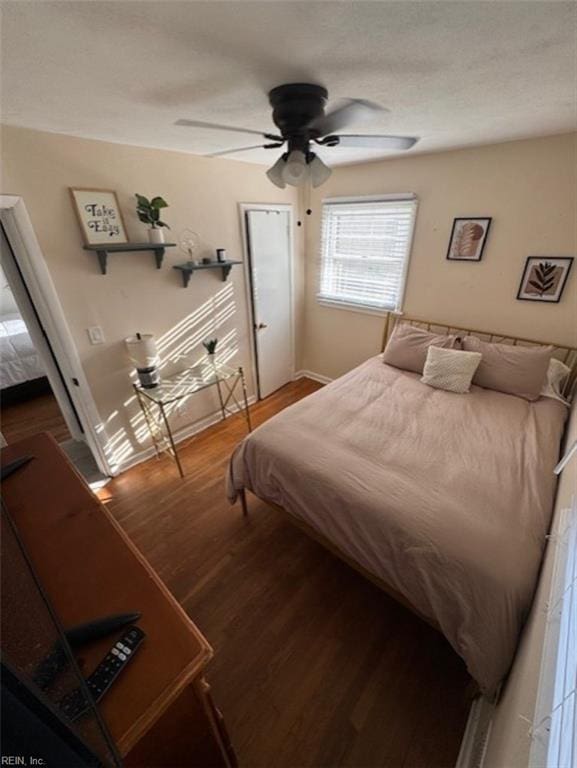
[[308, 154, 332, 188], [282, 150, 308, 186], [266, 154, 287, 188]]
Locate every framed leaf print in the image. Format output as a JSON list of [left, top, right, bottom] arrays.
[[517, 257, 574, 303], [446, 217, 492, 261], [70, 188, 128, 245]]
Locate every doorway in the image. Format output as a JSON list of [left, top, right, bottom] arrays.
[[0, 196, 110, 484], [241, 205, 294, 400], [0, 259, 72, 446]]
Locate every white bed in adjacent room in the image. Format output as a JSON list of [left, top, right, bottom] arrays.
[[0, 313, 45, 390]]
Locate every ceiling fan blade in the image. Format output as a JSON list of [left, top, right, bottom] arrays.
[[206, 144, 276, 157], [333, 134, 419, 150], [311, 100, 384, 137], [175, 118, 282, 141]]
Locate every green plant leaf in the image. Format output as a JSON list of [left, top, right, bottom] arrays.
[[157, 221, 171, 229], [137, 212, 151, 224], [135, 193, 150, 206], [150, 197, 168, 209]]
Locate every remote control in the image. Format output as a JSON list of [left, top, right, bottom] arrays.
[[33, 612, 142, 691], [59, 626, 145, 721]]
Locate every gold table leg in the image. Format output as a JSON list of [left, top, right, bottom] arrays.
[[158, 401, 185, 478]]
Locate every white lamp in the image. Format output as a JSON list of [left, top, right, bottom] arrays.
[[309, 154, 332, 187], [282, 150, 308, 186], [125, 333, 160, 388], [266, 150, 333, 189], [266, 155, 287, 189]]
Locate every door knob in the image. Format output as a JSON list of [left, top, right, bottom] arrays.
[[255, 322, 268, 330]]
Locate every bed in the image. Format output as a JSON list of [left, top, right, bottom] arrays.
[[227, 315, 576, 695], [0, 313, 45, 391]]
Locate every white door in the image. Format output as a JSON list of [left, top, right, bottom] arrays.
[[246, 208, 293, 399]]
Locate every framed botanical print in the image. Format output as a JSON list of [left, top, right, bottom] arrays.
[[446, 217, 492, 262], [517, 257, 574, 303], [70, 188, 128, 245]]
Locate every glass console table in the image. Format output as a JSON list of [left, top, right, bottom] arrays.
[[134, 362, 252, 478]]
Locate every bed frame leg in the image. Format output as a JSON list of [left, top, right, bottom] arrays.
[[239, 488, 248, 517]]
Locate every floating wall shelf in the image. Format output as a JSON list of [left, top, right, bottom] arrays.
[[173, 260, 242, 288], [84, 242, 177, 275]]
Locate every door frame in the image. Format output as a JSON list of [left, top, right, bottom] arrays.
[[238, 203, 295, 400], [0, 195, 112, 476]]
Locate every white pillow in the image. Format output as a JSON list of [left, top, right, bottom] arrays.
[[541, 358, 571, 404], [421, 346, 482, 394]]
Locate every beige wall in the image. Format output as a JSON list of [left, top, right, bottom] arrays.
[[303, 133, 577, 379], [0, 125, 302, 470], [484, 405, 577, 767]]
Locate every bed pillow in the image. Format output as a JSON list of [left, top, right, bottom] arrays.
[[462, 336, 553, 401], [421, 346, 482, 394], [541, 358, 571, 404], [383, 323, 462, 374]]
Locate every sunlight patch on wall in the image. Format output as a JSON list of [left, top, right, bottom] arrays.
[[106, 281, 242, 465]]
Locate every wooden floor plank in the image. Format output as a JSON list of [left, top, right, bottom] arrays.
[[1, 390, 71, 444]]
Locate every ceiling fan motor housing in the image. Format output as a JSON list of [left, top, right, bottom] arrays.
[[268, 83, 328, 150]]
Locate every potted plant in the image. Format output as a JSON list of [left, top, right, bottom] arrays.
[[202, 338, 218, 365], [135, 194, 170, 244]]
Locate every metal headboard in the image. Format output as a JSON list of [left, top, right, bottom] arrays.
[[381, 312, 577, 400]]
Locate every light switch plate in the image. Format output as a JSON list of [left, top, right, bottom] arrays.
[[87, 326, 105, 345]]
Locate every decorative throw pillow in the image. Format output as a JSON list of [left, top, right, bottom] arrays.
[[421, 346, 482, 394], [541, 358, 571, 404], [382, 323, 462, 374], [463, 336, 553, 401]]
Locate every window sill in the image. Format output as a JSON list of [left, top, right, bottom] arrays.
[[316, 297, 397, 317]]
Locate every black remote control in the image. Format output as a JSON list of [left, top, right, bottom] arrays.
[[59, 626, 145, 721], [33, 612, 142, 691]]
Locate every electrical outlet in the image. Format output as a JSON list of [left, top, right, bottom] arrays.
[[87, 326, 105, 345]]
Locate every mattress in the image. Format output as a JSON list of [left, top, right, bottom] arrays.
[[0, 315, 45, 389], [227, 355, 568, 693]]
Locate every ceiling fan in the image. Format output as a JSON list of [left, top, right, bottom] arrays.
[[175, 83, 418, 189]]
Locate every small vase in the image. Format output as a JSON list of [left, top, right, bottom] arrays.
[[148, 228, 165, 245]]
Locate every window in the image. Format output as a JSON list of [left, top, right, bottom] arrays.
[[318, 195, 417, 312]]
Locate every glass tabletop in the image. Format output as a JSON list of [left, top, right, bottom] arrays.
[[134, 361, 240, 403]]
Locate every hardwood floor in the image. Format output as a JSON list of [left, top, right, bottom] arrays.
[[102, 378, 472, 768], [1, 390, 71, 444]]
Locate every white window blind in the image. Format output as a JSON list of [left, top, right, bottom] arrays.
[[318, 195, 417, 312], [530, 494, 577, 768]]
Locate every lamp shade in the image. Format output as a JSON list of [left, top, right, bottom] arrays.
[[309, 154, 332, 188], [266, 155, 287, 188], [125, 334, 158, 369], [282, 150, 308, 186]]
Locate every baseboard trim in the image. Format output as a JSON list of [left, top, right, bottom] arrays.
[[294, 369, 333, 385], [456, 696, 494, 768], [115, 395, 257, 475]]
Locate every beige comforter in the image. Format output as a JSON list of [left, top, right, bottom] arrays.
[[227, 356, 567, 693]]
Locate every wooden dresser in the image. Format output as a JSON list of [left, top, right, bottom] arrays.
[[1, 433, 236, 767]]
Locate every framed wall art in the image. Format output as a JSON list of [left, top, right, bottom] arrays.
[[517, 257, 574, 303], [446, 217, 492, 262], [70, 188, 128, 245]]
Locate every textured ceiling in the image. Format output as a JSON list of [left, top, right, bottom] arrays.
[[1, 1, 576, 166]]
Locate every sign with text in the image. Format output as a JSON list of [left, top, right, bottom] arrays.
[[70, 188, 128, 245]]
